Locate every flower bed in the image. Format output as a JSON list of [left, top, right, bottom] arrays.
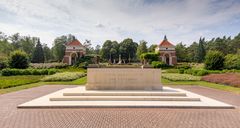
[[41, 72, 86, 82], [30, 63, 68, 69], [201, 73, 240, 87], [162, 73, 201, 81]]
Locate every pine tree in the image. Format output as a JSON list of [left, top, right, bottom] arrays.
[[196, 38, 206, 63], [32, 39, 44, 63]]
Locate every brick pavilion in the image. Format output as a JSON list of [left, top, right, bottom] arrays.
[[63, 40, 86, 65], [155, 36, 177, 65]]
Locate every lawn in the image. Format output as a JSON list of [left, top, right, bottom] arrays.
[[0, 75, 44, 89], [0, 76, 87, 94], [162, 77, 240, 94]]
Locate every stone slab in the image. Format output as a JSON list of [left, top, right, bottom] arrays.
[[18, 86, 234, 108], [86, 68, 162, 90]]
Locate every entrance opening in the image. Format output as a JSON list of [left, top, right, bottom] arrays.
[[165, 54, 170, 65], [71, 53, 77, 65]]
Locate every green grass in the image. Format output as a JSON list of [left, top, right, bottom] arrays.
[[0, 76, 87, 94], [162, 78, 240, 94], [0, 75, 44, 89]]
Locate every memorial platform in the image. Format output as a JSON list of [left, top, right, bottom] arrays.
[[18, 86, 234, 108]]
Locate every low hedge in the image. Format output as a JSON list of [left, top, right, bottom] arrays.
[[151, 61, 172, 69], [1, 68, 57, 76], [183, 69, 209, 76]]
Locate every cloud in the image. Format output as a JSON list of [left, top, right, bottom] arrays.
[[0, 0, 240, 47]]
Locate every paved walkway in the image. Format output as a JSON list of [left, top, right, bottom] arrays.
[[0, 85, 239, 128]]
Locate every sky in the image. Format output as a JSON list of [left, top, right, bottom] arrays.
[[0, 0, 240, 48]]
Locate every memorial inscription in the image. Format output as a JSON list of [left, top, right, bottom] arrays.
[[86, 68, 162, 90]]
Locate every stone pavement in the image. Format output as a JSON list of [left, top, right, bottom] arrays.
[[0, 85, 240, 128]]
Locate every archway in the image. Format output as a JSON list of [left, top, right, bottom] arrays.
[[70, 52, 78, 65], [165, 54, 170, 65]]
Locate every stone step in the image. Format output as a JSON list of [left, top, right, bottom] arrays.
[[49, 96, 200, 101], [63, 92, 187, 96]]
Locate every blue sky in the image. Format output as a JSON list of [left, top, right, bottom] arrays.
[[0, 0, 240, 47]]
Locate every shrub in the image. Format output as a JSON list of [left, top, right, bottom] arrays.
[[224, 54, 240, 69], [42, 72, 86, 82], [204, 51, 224, 70], [0, 56, 8, 70], [165, 69, 179, 73], [48, 69, 57, 75], [151, 61, 169, 68], [178, 68, 185, 74], [196, 70, 209, 76], [8, 50, 29, 69], [183, 69, 209, 76], [140, 52, 159, 64], [176, 64, 191, 69]]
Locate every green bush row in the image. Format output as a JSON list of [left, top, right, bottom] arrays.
[[1, 68, 57, 76], [151, 61, 173, 69]]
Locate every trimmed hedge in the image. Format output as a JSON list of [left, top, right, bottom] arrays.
[[151, 61, 172, 69], [1, 68, 57, 76]]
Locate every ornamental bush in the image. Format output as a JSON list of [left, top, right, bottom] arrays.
[[140, 52, 159, 64], [151, 61, 169, 68], [9, 50, 29, 69], [204, 51, 224, 70]]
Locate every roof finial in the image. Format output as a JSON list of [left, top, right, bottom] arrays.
[[164, 35, 167, 41]]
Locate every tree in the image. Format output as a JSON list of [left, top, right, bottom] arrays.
[[136, 40, 148, 59], [9, 50, 29, 69], [9, 33, 21, 49], [175, 42, 188, 62], [95, 45, 101, 54], [224, 54, 240, 69], [140, 52, 159, 64], [119, 38, 138, 63], [43, 44, 53, 62], [52, 35, 68, 61], [20, 36, 37, 55], [32, 39, 44, 63], [187, 42, 198, 62], [196, 38, 206, 63], [204, 50, 224, 70], [101, 40, 119, 62], [84, 39, 94, 54], [148, 44, 157, 52]]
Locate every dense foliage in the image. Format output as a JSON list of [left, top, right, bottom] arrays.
[[204, 51, 224, 70], [140, 52, 159, 64], [224, 54, 240, 69], [175, 34, 240, 63], [9, 50, 29, 69]]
